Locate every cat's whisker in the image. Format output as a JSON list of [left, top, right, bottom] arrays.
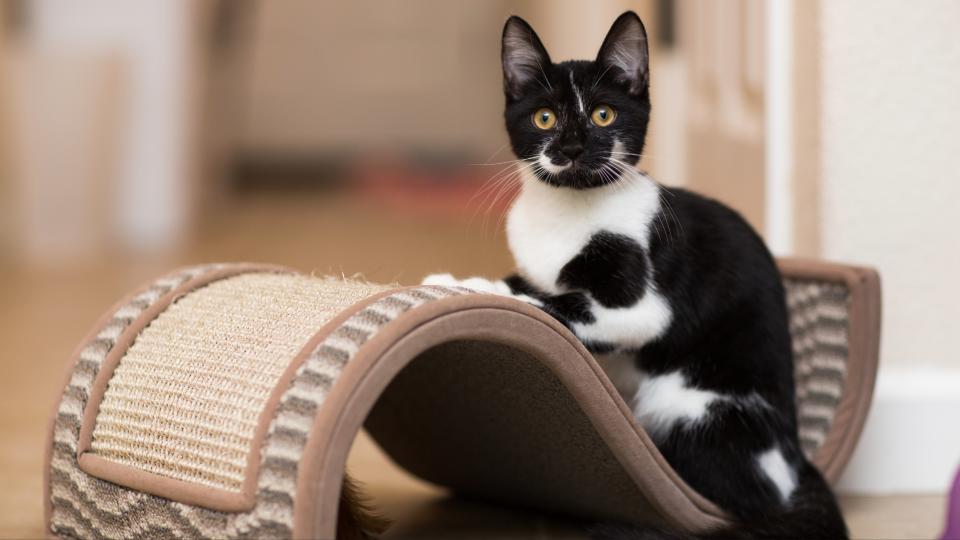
[[472, 164, 517, 195], [607, 157, 640, 180], [479, 143, 510, 165], [600, 161, 631, 197], [486, 174, 524, 237], [658, 189, 685, 243], [606, 162, 632, 198], [466, 161, 534, 221], [476, 175, 513, 235], [472, 157, 535, 196], [469, 162, 531, 231], [609, 151, 656, 162], [466, 164, 521, 214], [609, 156, 683, 245], [606, 163, 626, 190], [476, 162, 526, 193], [467, 157, 535, 167], [596, 163, 614, 189], [494, 179, 524, 234], [607, 158, 670, 245], [480, 162, 534, 236], [475, 172, 515, 212]]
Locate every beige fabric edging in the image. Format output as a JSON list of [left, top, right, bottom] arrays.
[[45, 259, 881, 540]]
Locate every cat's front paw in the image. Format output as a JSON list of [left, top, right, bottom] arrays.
[[421, 274, 543, 307], [542, 291, 595, 324], [539, 293, 614, 352], [422, 273, 506, 294], [422, 273, 459, 287]]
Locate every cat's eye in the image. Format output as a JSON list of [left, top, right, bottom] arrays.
[[532, 108, 557, 130], [591, 105, 616, 127]]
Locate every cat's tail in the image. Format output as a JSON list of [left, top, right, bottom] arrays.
[[590, 462, 848, 540], [337, 472, 390, 540]]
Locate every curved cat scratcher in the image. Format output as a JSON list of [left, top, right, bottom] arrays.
[[45, 259, 880, 539]]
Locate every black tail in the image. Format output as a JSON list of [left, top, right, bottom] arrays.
[[337, 472, 390, 540], [591, 463, 848, 540]]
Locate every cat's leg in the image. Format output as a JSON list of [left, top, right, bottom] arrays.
[[553, 230, 672, 350], [421, 273, 614, 352], [567, 292, 673, 350], [653, 395, 814, 522], [538, 291, 617, 353], [421, 273, 544, 306]]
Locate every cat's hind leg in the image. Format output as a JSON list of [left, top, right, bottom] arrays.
[[653, 395, 816, 522]]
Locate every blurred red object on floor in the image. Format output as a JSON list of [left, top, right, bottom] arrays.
[[351, 156, 521, 221]]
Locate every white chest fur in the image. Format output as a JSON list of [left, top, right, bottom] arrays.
[[506, 173, 662, 294]]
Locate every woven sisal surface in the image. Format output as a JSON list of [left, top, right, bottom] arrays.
[[783, 278, 851, 458], [89, 272, 391, 492]]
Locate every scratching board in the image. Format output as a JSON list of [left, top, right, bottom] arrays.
[[44, 259, 880, 539]]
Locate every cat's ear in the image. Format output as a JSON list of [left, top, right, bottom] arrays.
[[596, 11, 649, 96], [501, 16, 552, 101]]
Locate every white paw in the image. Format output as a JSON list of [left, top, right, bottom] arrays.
[[422, 273, 459, 287], [458, 277, 512, 295], [421, 273, 543, 307], [423, 273, 506, 294]]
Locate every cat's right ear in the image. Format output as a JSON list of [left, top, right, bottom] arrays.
[[501, 16, 551, 101], [596, 11, 650, 96]]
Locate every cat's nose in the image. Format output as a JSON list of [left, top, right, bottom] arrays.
[[560, 142, 585, 161]]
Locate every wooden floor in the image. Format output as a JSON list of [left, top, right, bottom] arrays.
[[349, 431, 948, 539], [0, 192, 946, 538]]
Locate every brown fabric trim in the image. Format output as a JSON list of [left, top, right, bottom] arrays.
[[292, 294, 732, 539], [778, 257, 882, 482], [44, 264, 247, 534], [73, 264, 292, 512], [44, 269, 177, 536]]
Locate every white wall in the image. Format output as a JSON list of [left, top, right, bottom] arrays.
[[821, 0, 960, 371], [820, 0, 960, 494]]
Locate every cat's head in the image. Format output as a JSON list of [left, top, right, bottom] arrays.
[[501, 11, 650, 189]]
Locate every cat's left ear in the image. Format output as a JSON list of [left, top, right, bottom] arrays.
[[596, 11, 650, 96]]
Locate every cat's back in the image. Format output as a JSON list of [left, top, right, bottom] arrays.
[[652, 185, 781, 285]]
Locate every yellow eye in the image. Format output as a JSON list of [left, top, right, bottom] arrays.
[[591, 105, 616, 127], [532, 108, 557, 130]]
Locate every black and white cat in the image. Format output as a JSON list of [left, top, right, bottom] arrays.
[[424, 12, 848, 540]]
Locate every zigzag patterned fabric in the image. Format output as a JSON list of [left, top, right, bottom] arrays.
[[783, 279, 850, 458]]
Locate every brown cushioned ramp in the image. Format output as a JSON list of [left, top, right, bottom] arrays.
[[44, 259, 880, 539]]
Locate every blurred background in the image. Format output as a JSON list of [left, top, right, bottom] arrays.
[[1, 0, 958, 538]]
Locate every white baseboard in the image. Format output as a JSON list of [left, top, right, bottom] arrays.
[[835, 367, 960, 495]]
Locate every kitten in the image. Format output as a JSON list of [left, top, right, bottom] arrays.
[[424, 12, 848, 540]]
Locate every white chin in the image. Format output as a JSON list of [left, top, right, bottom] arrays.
[[538, 153, 571, 175]]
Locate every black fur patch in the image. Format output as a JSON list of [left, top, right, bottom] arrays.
[[542, 291, 596, 324], [557, 231, 647, 308], [504, 273, 544, 299]]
